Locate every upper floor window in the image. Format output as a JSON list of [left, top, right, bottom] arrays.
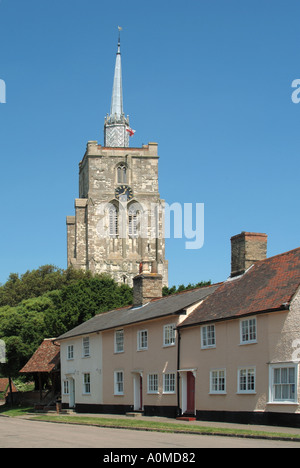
[[240, 317, 257, 344], [201, 324, 216, 349], [67, 344, 74, 360], [163, 324, 176, 347], [117, 164, 127, 184], [137, 330, 148, 351], [82, 337, 90, 357], [115, 329, 124, 353]]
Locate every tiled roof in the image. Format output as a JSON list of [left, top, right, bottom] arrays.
[[0, 378, 17, 393], [19, 339, 60, 373], [179, 247, 300, 328], [57, 284, 220, 341]]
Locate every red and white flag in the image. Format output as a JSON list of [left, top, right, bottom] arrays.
[[126, 128, 136, 137]]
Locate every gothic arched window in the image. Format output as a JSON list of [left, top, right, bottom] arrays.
[[128, 204, 140, 238], [109, 205, 118, 238], [117, 164, 127, 184]]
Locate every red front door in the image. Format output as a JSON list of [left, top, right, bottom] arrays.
[[186, 372, 195, 414]]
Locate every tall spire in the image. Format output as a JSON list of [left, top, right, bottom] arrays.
[[104, 27, 130, 147], [110, 30, 123, 117]]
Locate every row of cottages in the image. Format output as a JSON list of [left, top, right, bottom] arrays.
[[57, 232, 300, 427]]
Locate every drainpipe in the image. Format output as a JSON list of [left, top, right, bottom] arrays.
[[176, 328, 181, 417]]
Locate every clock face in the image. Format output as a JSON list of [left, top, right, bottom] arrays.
[[115, 185, 134, 200]]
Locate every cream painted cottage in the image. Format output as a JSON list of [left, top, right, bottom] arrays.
[[57, 269, 218, 417], [57, 232, 300, 427], [178, 232, 300, 427]]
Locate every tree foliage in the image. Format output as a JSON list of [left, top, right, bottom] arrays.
[[0, 267, 133, 378], [162, 280, 211, 296]]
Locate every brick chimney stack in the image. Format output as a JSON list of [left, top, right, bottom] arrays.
[[133, 261, 163, 307], [230, 232, 268, 278]]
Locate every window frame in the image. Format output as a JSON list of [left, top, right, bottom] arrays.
[[209, 369, 226, 394], [117, 164, 127, 184], [128, 209, 140, 238], [163, 324, 176, 347], [67, 344, 74, 360], [240, 317, 257, 345], [114, 370, 124, 396], [82, 337, 90, 358], [83, 373, 91, 394], [269, 363, 298, 404], [163, 373, 176, 394], [63, 380, 69, 395], [201, 324, 216, 349], [147, 374, 159, 394], [114, 329, 124, 354], [109, 205, 118, 238], [237, 367, 256, 394], [137, 329, 148, 351]]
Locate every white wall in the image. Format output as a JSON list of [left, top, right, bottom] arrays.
[[60, 333, 103, 407]]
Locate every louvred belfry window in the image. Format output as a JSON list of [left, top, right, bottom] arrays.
[[109, 206, 118, 238], [117, 164, 127, 184]]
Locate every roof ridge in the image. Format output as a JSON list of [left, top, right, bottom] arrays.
[[150, 282, 222, 302], [259, 246, 300, 264], [94, 283, 221, 317]]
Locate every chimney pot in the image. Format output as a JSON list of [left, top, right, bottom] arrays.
[[230, 232, 267, 277], [133, 265, 163, 307]]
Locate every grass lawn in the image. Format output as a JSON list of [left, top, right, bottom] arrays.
[[31, 413, 300, 441], [0, 404, 34, 417], [1, 405, 300, 441]]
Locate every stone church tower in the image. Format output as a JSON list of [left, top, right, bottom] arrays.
[[66, 34, 168, 287]]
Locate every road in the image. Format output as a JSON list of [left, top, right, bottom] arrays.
[[0, 417, 299, 449]]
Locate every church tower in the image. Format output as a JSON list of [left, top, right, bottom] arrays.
[[66, 31, 168, 287]]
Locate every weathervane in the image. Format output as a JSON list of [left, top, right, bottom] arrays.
[[118, 26, 122, 45]]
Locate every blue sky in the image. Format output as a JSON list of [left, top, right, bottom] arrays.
[[0, 0, 299, 287]]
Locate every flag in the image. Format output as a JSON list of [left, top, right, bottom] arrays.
[[126, 128, 136, 137]]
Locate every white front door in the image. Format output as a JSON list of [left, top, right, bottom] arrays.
[[133, 373, 143, 411], [69, 378, 75, 408]]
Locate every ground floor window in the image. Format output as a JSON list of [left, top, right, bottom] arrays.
[[163, 373, 176, 394], [114, 370, 124, 395], [83, 373, 91, 394], [147, 374, 159, 394], [238, 367, 256, 393], [210, 369, 226, 394], [63, 380, 69, 395], [269, 363, 298, 403]]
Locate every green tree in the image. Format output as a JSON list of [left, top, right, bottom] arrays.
[[162, 280, 211, 296], [0, 269, 133, 379], [46, 275, 133, 337]]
